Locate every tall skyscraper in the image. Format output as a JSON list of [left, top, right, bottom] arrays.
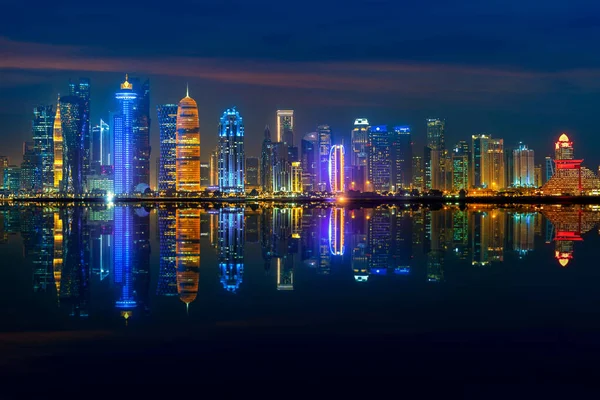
[[60, 95, 86, 194], [351, 118, 370, 192], [513, 143, 535, 187], [301, 132, 317, 192], [471, 134, 491, 189], [487, 138, 505, 190], [32, 105, 54, 190], [200, 162, 210, 189], [245, 157, 259, 188], [317, 124, 332, 192], [423, 147, 432, 191], [20, 141, 40, 192], [90, 119, 110, 175], [209, 147, 219, 188], [426, 118, 445, 190], [412, 155, 423, 190], [368, 125, 391, 192], [391, 126, 412, 191], [132, 78, 151, 188], [0, 156, 8, 189], [260, 126, 274, 193], [218, 107, 245, 194], [329, 144, 345, 194], [157, 104, 178, 192], [68, 78, 90, 183], [534, 164, 542, 187], [176, 88, 201, 192], [555, 134, 574, 160], [53, 97, 63, 190], [452, 141, 470, 191], [113, 75, 137, 195], [276, 110, 294, 145]]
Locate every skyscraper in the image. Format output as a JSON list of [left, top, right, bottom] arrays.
[[113, 75, 137, 195], [276, 110, 294, 145], [90, 119, 110, 175], [132, 78, 151, 188], [32, 105, 54, 190], [68, 78, 90, 183], [412, 155, 423, 190], [329, 144, 345, 194], [301, 132, 317, 192], [351, 118, 370, 192], [209, 147, 219, 188], [245, 157, 259, 188], [513, 143, 535, 187], [218, 107, 245, 194], [391, 126, 412, 191], [20, 141, 40, 192], [176, 88, 201, 192], [53, 97, 63, 190], [317, 124, 332, 192], [260, 126, 274, 193], [487, 138, 505, 190], [451, 141, 470, 191], [60, 95, 86, 194], [471, 134, 490, 189], [368, 125, 391, 192], [200, 162, 210, 189], [426, 118, 445, 190], [555, 134, 574, 160], [157, 104, 178, 192], [0, 156, 8, 189]]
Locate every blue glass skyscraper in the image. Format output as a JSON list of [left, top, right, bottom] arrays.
[[157, 104, 178, 192], [60, 95, 86, 194], [368, 125, 391, 192], [114, 75, 137, 195], [32, 105, 55, 190], [218, 107, 245, 194]]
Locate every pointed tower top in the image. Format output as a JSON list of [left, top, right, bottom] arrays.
[[121, 74, 132, 90], [186, 83, 190, 98]]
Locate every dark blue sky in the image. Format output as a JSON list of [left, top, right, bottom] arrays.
[[2, 0, 600, 182]]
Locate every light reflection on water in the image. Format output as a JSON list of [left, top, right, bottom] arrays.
[[1, 203, 600, 331]]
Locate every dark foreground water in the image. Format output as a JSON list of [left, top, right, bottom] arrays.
[[2, 203, 600, 389]]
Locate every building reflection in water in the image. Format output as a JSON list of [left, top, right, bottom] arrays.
[[218, 207, 245, 292], [9, 203, 600, 320], [175, 208, 201, 312]]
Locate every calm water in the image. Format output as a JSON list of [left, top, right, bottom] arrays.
[[2, 203, 600, 335]]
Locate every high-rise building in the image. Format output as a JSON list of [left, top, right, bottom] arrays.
[[471, 134, 490, 189], [68, 78, 90, 184], [368, 125, 391, 192], [20, 141, 40, 192], [301, 132, 317, 192], [412, 155, 423, 190], [176, 89, 201, 192], [218, 107, 245, 194], [391, 126, 412, 191], [200, 162, 210, 189], [32, 105, 54, 190], [290, 161, 302, 193], [60, 95, 86, 194], [260, 126, 274, 193], [534, 164, 542, 187], [131, 78, 151, 188], [513, 143, 535, 187], [157, 104, 178, 192], [276, 110, 294, 145], [545, 156, 554, 183], [487, 139, 505, 190], [452, 141, 470, 191], [209, 147, 219, 188], [329, 144, 345, 194], [0, 156, 8, 189], [351, 118, 369, 192], [555, 133, 574, 160], [426, 118, 445, 190], [423, 147, 432, 191], [113, 75, 137, 195], [245, 157, 259, 188], [317, 124, 332, 192], [53, 97, 63, 190], [3, 165, 20, 192]]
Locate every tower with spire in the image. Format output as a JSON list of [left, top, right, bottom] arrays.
[[175, 85, 201, 192]]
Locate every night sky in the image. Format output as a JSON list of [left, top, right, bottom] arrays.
[[2, 0, 600, 184]]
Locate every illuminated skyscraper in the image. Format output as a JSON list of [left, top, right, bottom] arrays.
[[176, 208, 201, 310], [20, 141, 40, 192], [60, 95, 86, 194], [412, 155, 423, 190], [260, 126, 274, 193], [301, 132, 317, 192], [486, 139, 505, 189], [391, 126, 412, 191], [317, 125, 332, 192], [329, 144, 345, 194], [200, 162, 210, 189], [209, 147, 219, 188], [68, 78, 91, 183], [90, 119, 110, 174], [368, 125, 391, 192], [426, 118, 445, 190], [555, 134, 574, 160], [131, 78, 151, 188], [513, 143, 535, 187], [53, 97, 63, 190], [114, 75, 137, 195], [0, 156, 8, 189], [176, 89, 201, 192], [351, 118, 370, 192], [290, 161, 302, 193], [276, 110, 294, 144], [472, 134, 490, 188], [329, 208, 345, 256], [218, 208, 244, 292], [452, 141, 470, 191], [32, 105, 55, 190], [218, 107, 245, 194], [157, 104, 178, 192]]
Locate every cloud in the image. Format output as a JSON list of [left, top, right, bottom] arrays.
[[2, 37, 600, 101]]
